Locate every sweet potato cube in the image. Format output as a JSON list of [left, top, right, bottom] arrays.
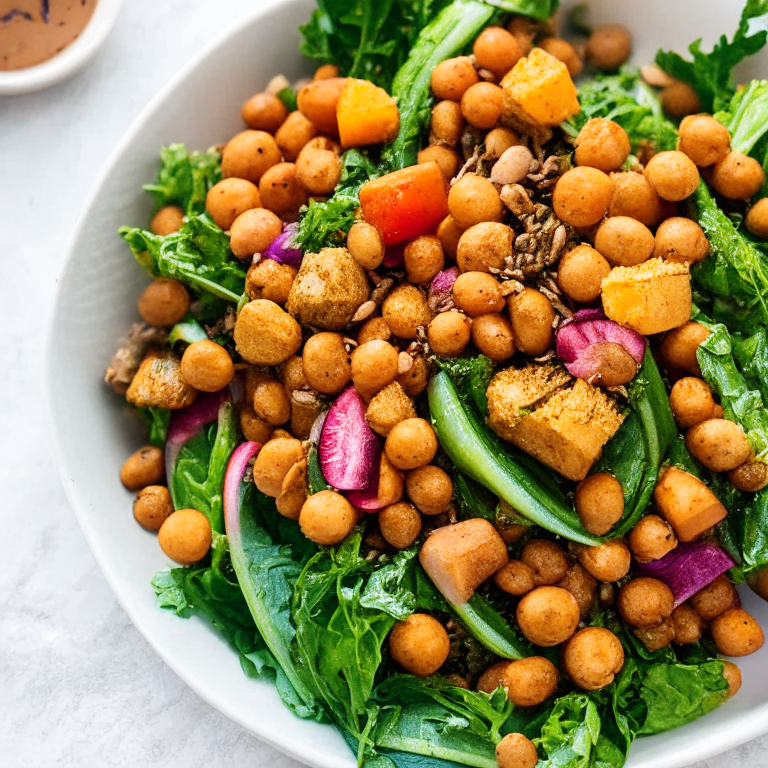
[[420, 519, 509, 605], [337, 78, 400, 149], [654, 466, 728, 542], [601, 258, 692, 335], [488, 365, 624, 481], [501, 47, 580, 128], [359, 161, 449, 247]]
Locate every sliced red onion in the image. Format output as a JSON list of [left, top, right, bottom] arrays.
[[165, 390, 229, 480], [263, 222, 302, 266], [382, 242, 405, 268], [319, 386, 380, 490], [636, 541, 735, 607], [223, 441, 262, 541], [309, 409, 329, 445], [556, 311, 646, 381], [428, 267, 460, 311]]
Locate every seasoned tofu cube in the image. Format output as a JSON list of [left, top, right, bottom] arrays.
[[501, 47, 580, 129], [126, 349, 197, 409], [488, 364, 624, 481], [419, 518, 509, 604], [601, 258, 692, 335]]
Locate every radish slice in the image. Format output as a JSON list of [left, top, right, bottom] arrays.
[[319, 386, 380, 490], [223, 441, 262, 540], [636, 541, 735, 607], [263, 222, 302, 266], [428, 267, 460, 312], [346, 461, 383, 511], [165, 390, 229, 480]]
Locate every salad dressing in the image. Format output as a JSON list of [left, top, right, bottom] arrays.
[[0, 0, 97, 71]]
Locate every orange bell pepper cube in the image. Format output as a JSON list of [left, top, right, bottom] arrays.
[[358, 161, 449, 247]]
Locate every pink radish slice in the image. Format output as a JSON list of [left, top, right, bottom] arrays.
[[319, 386, 381, 491], [223, 441, 262, 540], [263, 222, 302, 266], [346, 460, 384, 511]]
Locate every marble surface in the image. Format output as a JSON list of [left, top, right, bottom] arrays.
[[1, 1, 767, 766]]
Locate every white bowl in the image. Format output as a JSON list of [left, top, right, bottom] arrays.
[[48, 1, 768, 767], [0, 0, 124, 96]]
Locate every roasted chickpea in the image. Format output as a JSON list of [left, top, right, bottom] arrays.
[[205, 178, 261, 231], [230, 208, 283, 258], [351, 339, 399, 399], [661, 82, 701, 118], [574, 473, 625, 536], [120, 446, 165, 490], [644, 151, 700, 202], [390, 613, 450, 677], [297, 77, 346, 134], [397, 354, 429, 397], [608, 171, 665, 226], [406, 465, 453, 515], [431, 56, 479, 101], [679, 114, 731, 167], [506, 17, 536, 54], [585, 24, 632, 70], [222, 130, 282, 183], [299, 489, 357, 546], [344, 221, 384, 271], [461, 82, 504, 130], [539, 36, 583, 77], [669, 377, 715, 428], [476, 661, 510, 694], [505, 656, 559, 707], [137, 278, 190, 327], [385, 418, 438, 471], [158, 508, 211, 565], [710, 608, 765, 657], [520, 539, 570, 586], [729, 459, 768, 492], [594, 216, 655, 267], [579, 540, 632, 583], [742, 198, 768, 242], [242, 92, 288, 132], [150, 205, 184, 236], [618, 577, 674, 627], [275, 110, 318, 161], [690, 574, 739, 621], [628, 514, 678, 563], [295, 147, 342, 195], [555, 245, 610, 305], [557, 563, 598, 619], [253, 437, 304, 497], [404, 235, 445, 285], [516, 586, 581, 647], [496, 734, 538, 768], [452, 272, 505, 317], [473, 26, 523, 78], [686, 418, 753, 473], [562, 627, 625, 690], [379, 501, 422, 549], [722, 661, 743, 697], [575, 119, 631, 174], [660, 321, 709, 377], [302, 333, 351, 395], [239, 406, 273, 444], [418, 145, 461, 182], [553, 167, 614, 228], [671, 604, 704, 645], [653, 217, 710, 265], [277, 355, 308, 393], [494, 560, 536, 596], [633, 618, 676, 652], [246, 258, 296, 305], [507, 287, 554, 356], [235, 300, 302, 366], [180, 340, 234, 393], [436, 215, 465, 260], [252, 379, 291, 426], [490, 145, 534, 186], [711, 151, 765, 200], [357, 316, 391, 345], [258, 162, 307, 217], [449, 174, 504, 228], [427, 311, 471, 357], [485, 127, 520, 159], [471, 313, 516, 362], [457, 222, 513, 273], [382, 284, 433, 339], [314, 63, 339, 80], [133, 485, 173, 531], [430, 100, 464, 148]]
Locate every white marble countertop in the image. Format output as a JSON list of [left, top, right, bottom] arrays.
[[2, 1, 767, 766]]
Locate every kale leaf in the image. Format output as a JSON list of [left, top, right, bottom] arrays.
[[137, 407, 171, 448]]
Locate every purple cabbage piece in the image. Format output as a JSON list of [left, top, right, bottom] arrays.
[[263, 222, 302, 266], [636, 541, 735, 607], [428, 267, 460, 310]]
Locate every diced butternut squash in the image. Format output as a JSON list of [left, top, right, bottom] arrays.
[[654, 466, 728, 542], [419, 518, 509, 604], [501, 47, 580, 128], [488, 365, 624, 481], [359, 161, 449, 247], [601, 258, 692, 335], [337, 78, 400, 149]]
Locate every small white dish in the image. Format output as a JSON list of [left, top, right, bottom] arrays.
[[48, 0, 768, 766], [0, 0, 124, 96]]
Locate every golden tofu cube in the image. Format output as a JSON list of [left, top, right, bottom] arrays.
[[126, 349, 197, 410], [602, 258, 692, 335], [501, 47, 580, 128]]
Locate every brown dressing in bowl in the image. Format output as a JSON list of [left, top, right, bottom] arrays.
[[1, 0, 97, 71]]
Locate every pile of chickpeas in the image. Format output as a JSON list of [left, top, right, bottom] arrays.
[[114, 14, 768, 768]]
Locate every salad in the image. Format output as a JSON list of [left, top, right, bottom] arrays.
[[105, 1, 768, 767]]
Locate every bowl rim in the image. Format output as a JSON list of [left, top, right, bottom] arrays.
[[0, 0, 125, 96], [45, 1, 768, 766]]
